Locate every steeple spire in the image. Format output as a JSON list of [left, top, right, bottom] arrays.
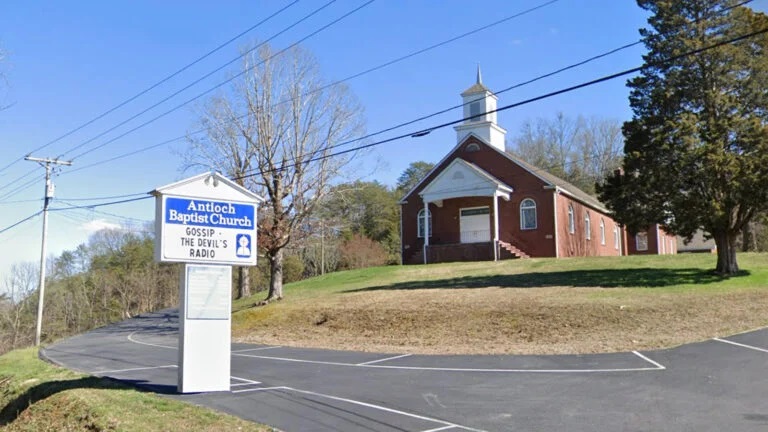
[[455, 68, 507, 151]]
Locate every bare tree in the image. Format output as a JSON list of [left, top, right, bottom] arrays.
[[0, 262, 38, 350], [511, 113, 623, 193], [184, 43, 365, 303]]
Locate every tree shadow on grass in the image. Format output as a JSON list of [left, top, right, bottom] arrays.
[[0, 376, 177, 426], [345, 267, 750, 292]]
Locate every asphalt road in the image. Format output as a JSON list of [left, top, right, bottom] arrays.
[[42, 309, 768, 432]]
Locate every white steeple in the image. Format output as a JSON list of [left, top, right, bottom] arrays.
[[453, 65, 507, 151]]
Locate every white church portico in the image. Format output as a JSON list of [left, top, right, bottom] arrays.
[[414, 67, 516, 263]]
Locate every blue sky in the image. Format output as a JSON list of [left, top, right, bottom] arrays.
[[1, 0, 766, 284]]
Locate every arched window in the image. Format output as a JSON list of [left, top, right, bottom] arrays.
[[520, 198, 537, 230], [585, 212, 591, 240], [636, 231, 648, 251], [613, 225, 620, 250], [568, 205, 575, 234], [417, 209, 432, 238], [600, 218, 605, 245], [465, 143, 480, 152]]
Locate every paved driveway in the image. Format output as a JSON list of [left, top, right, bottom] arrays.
[[42, 309, 768, 432]]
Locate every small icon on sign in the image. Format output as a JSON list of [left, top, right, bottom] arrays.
[[236, 234, 251, 258]]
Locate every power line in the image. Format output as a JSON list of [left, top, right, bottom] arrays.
[[4, 10, 764, 207], [60, 0, 752, 181], [17, 8, 757, 228], [56, 192, 149, 201], [61, 0, 563, 176], [233, 24, 768, 181], [0, 168, 38, 195], [56, 200, 151, 223], [0, 0, 360, 198], [60, 0, 366, 161], [0, 198, 42, 205], [48, 195, 153, 211], [0, 211, 42, 236], [0, 174, 44, 202], [0, 0, 301, 177]]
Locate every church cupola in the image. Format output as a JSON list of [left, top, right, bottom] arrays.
[[453, 65, 507, 151]]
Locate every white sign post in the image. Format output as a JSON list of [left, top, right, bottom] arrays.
[[152, 172, 263, 393]]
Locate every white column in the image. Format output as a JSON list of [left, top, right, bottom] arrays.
[[423, 201, 429, 264], [493, 192, 499, 261]]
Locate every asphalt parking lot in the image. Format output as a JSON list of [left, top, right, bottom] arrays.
[[42, 309, 768, 432]]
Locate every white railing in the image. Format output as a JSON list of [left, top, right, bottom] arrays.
[[460, 229, 491, 243]]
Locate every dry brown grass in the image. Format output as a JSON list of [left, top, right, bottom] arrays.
[[234, 286, 768, 355]]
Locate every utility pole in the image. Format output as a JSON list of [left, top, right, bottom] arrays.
[[25, 156, 72, 346], [320, 220, 325, 275]]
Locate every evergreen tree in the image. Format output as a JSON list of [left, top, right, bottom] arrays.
[[598, 1, 768, 274]]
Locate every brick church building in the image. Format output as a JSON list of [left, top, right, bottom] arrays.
[[399, 71, 676, 264]]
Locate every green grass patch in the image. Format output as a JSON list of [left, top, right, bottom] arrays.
[[232, 253, 768, 355], [235, 253, 768, 306], [0, 348, 275, 432]]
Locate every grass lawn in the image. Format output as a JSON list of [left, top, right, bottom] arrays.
[[0, 348, 276, 432], [232, 253, 768, 354]]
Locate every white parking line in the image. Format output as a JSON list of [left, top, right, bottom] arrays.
[[714, 338, 768, 353], [94, 364, 177, 374], [128, 332, 666, 374], [632, 351, 666, 370], [231, 375, 261, 385], [233, 352, 666, 373], [421, 426, 458, 432], [284, 387, 487, 432], [232, 346, 282, 353], [357, 353, 412, 365], [127, 332, 176, 350], [232, 386, 289, 394]]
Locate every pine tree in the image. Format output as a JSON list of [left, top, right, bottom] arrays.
[[598, 1, 768, 274]]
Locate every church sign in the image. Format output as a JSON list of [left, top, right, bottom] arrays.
[[151, 172, 263, 393], [152, 173, 262, 266], [160, 196, 256, 265]]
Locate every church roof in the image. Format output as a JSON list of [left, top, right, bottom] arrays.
[[500, 151, 608, 212], [461, 64, 492, 96]]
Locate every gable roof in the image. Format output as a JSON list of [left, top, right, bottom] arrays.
[[498, 151, 608, 212], [151, 171, 265, 203], [399, 133, 609, 214], [460, 82, 492, 96], [419, 158, 512, 203], [398, 132, 488, 204]]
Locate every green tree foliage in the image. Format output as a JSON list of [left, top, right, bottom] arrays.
[[598, 1, 768, 274], [0, 228, 179, 355], [319, 180, 401, 262], [396, 161, 434, 195]]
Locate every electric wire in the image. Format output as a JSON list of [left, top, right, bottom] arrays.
[[0, 0, 301, 177], [61, 0, 370, 161], [0, 211, 43, 236], [1, 12, 764, 213], [232, 24, 768, 180], [61, 0, 564, 176], [60, 0, 754, 180], [0, 0, 367, 199], [0, 175, 44, 202], [0, 0, 753, 200], [55, 192, 149, 201], [47, 195, 153, 211]]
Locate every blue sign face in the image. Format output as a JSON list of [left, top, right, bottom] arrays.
[[165, 197, 255, 230]]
